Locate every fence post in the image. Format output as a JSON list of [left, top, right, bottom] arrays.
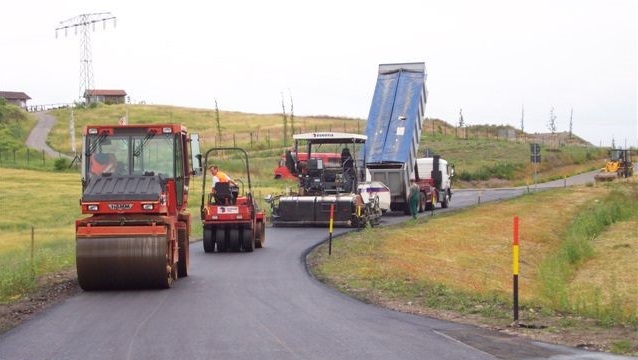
[[31, 226, 36, 279]]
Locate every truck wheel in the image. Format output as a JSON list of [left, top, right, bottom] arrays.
[[418, 193, 425, 213], [203, 228, 214, 253], [229, 229, 241, 252], [216, 228, 227, 252], [178, 228, 189, 277], [255, 222, 265, 248], [441, 192, 450, 208], [242, 227, 254, 252]]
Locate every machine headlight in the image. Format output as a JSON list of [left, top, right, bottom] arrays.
[[142, 204, 154, 210], [87, 204, 99, 211]]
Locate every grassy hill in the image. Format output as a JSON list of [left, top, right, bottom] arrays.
[[42, 103, 612, 187]]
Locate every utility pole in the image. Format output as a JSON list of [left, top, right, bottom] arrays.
[[56, 12, 117, 101]]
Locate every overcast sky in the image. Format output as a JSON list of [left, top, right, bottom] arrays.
[[1, 0, 636, 147]]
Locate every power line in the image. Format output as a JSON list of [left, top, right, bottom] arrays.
[[55, 12, 117, 101]]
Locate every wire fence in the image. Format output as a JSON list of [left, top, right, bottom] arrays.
[[0, 227, 75, 301], [0, 148, 76, 168]]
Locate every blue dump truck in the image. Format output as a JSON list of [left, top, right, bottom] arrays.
[[365, 62, 448, 214]]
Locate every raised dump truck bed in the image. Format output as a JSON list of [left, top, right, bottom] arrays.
[[365, 62, 428, 213]]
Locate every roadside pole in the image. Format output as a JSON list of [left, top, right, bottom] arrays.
[[530, 143, 541, 191], [512, 216, 520, 326]]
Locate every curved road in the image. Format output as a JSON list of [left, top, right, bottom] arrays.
[[1, 115, 633, 359], [25, 112, 70, 158]]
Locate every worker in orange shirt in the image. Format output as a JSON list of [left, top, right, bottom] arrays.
[[210, 165, 237, 204], [210, 165, 237, 188], [90, 153, 116, 176]]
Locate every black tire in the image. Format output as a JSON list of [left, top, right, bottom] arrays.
[[203, 227, 214, 253], [229, 228, 241, 252], [216, 228, 227, 252], [242, 227, 254, 252], [177, 228, 189, 277], [441, 191, 450, 209], [418, 193, 425, 213], [255, 222, 265, 248]]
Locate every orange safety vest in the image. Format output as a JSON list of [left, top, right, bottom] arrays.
[[216, 171, 231, 183], [91, 155, 109, 174]]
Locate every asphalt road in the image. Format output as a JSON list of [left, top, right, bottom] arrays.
[[3, 114, 633, 359], [25, 112, 70, 159], [1, 177, 635, 360]]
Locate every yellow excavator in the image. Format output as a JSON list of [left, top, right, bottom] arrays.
[[594, 149, 634, 182]]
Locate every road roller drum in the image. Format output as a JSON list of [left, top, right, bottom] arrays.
[[76, 233, 172, 290]]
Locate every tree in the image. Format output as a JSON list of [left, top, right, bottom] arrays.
[[281, 93, 288, 147], [547, 107, 557, 134], [547, 106, 558, 149], [289, 92, 295, 137], [457, 108, 464, 138]]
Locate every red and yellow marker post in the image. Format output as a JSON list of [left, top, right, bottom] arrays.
[[512, 215, 520, 325]]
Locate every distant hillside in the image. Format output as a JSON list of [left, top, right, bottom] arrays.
[[422, 118, 593, 147], [1, 104, 610, 187], [419, 118, 607, 187]]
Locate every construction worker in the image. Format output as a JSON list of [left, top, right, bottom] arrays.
[[90, 153, 116, 176], [210, 165, 237, 204], [408, 179, 420, 219], [210, 165, 237, 189], [341, 148, 354, 193]]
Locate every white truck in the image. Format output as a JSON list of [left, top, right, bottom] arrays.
[[415, 155, 453, 209]]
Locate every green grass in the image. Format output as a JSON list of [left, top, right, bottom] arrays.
[[48, 103, 366, 155], [309, 181, 638, 334], [538, 184, 638, 323], [420, 120, 609, 186], [0, 168, 80, 302]]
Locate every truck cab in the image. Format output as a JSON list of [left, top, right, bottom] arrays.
[[415, 156, 453, 208]]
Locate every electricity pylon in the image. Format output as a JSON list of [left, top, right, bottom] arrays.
[[56, 12, 117, 100]]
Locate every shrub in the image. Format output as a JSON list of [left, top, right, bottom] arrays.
[[54, 158, 70, 171]]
